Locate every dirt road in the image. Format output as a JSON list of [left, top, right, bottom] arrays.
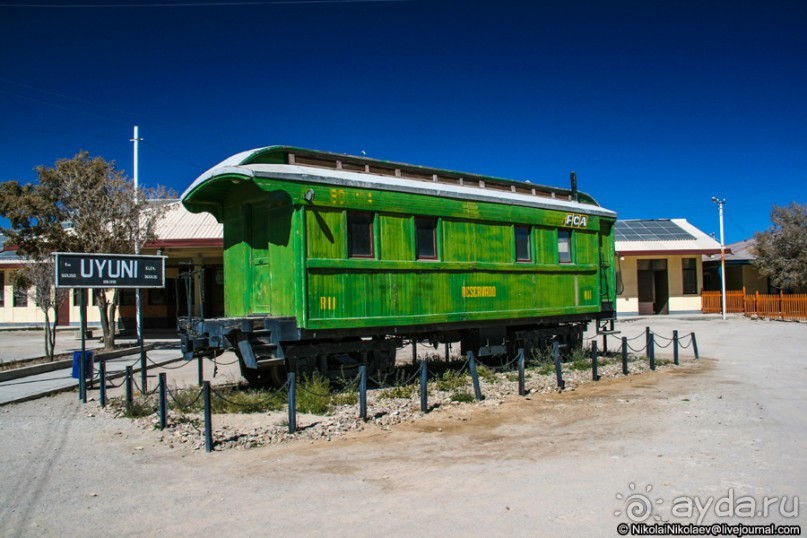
[[0, 316, 804, 536]]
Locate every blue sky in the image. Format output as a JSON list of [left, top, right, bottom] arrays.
[[1, 0, 805, 244]]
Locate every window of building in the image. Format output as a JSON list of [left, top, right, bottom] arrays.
[[13, 285, 28, 307], [73, 288, 87, 307], [558, 230, 572, 264], [148, 288, 167, 306], [515, 225, 531, 262], [119, 289, 137, 306], [347, 212, 374, 258], [415, 217, 437, 260], [682, 258, 698, 294]]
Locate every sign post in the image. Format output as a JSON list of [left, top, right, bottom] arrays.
[[55, 253, 166, 400]]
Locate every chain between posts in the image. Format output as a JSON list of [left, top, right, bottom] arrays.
[[165, 384, 204, 411], [146, 355, 196, 370], [131, 375, 159, 396], [677, 334, 693, 348]]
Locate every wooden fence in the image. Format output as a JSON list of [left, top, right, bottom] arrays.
[[701, 288, 807, 321]]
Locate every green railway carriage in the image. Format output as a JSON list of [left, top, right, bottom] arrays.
[[180, 146, 617, 385]]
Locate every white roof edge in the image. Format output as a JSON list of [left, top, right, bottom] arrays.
[[182, 163, 617, 218]]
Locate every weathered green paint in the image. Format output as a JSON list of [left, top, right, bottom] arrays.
[[184, 148, 617, 333]]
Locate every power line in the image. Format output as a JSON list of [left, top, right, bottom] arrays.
[[0, 0, 408, 7], [0, 78, 138, 122], [0, 88, 131, 125], [142, 140, 204, 170], [0, 125, 122, 140], [0, 78, 220, 137]]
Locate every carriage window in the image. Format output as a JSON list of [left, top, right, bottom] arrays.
[[415, 217, 437, 260], [515, 225, 531, 262], [558, 230, 572, 264], [347, 212, 374, 258]]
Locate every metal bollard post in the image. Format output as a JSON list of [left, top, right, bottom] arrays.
[[99, 359, 107, 408], [645, 326, 651, 354], [203, 381, 212, 453], [517, 348, 526, 396], [125, 366, 134, 411], [468, 352, 483, 401], [553, 340, 565, 390], [591, 341, 600, 381], [445, 342, 450, 362], [673, 330, 679, 366], [79, 350, 86, 404], [140, 347, 148, 396], [412, 339, 417, 366], [420, 360, 428, 413], [691, 332, 699, 359], [359, 365, 367, 421], [287, 372, 296, 434], [602, 332, 608, 356], [622, 337, 629, 375], [649, 334, 656, 371], [158, 373, 167, 431], [198, 355, 204, 386]]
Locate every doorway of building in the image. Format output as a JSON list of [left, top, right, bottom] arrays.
[[637, 259, 669, 315], [56, 289, 70, 326]]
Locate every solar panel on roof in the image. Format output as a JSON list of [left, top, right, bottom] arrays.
[[615, 220, 695, 241]]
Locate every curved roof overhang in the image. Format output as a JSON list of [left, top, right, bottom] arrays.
[[182, 147, 616, 222]]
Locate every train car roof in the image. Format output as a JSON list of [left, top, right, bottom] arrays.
[[182, 146, 617, 220]]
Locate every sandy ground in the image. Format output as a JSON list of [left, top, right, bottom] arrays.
[[0, 316, 805, 536]]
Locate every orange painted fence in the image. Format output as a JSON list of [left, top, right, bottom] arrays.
[[701, 288, 807, 321]]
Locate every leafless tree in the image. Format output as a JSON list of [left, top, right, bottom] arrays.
[[0, 151, 174, 350], [11, 257, 68, 360]]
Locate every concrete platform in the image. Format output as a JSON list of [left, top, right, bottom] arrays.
[[0, 346, 185, 406]]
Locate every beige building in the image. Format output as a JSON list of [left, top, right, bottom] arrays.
[[0, 202, 223, 329], [702, 238, 773, 294], [615, 219, 722, 316], [1, 212, 723, 327]]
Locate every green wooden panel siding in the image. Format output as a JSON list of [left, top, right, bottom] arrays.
[[599, 221, 617, 304], [250, 201, 272, 312], [220, 183, 298, 317], [242, 177, 605, 230], [441, 221, 511, 264], [307, 269, 600, 329], [222, 201, 252, 317], [534, 227, 556, 265], [210, 176, 614, 328], [575, 230, 598, 266], [378, 214, 414, 261], [306, 207, 345, 259]]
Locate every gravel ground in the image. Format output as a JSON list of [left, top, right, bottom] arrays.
[[0, 315, 805, 536], [106, 349, 663, 452]]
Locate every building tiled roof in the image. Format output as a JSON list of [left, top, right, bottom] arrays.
[[615, 219, 722, 255], [702, 237, 756, 263], [147, 201, 222, 248]]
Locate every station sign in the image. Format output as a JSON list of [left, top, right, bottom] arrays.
[[54, 252, 166, 289]]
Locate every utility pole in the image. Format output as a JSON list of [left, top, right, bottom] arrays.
[[131, 126, 147, 392], [712, 197, 727, 320]]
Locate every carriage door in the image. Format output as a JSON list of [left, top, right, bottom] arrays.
[[598, 221, 615, 312], [637, 259, 669, 315]]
